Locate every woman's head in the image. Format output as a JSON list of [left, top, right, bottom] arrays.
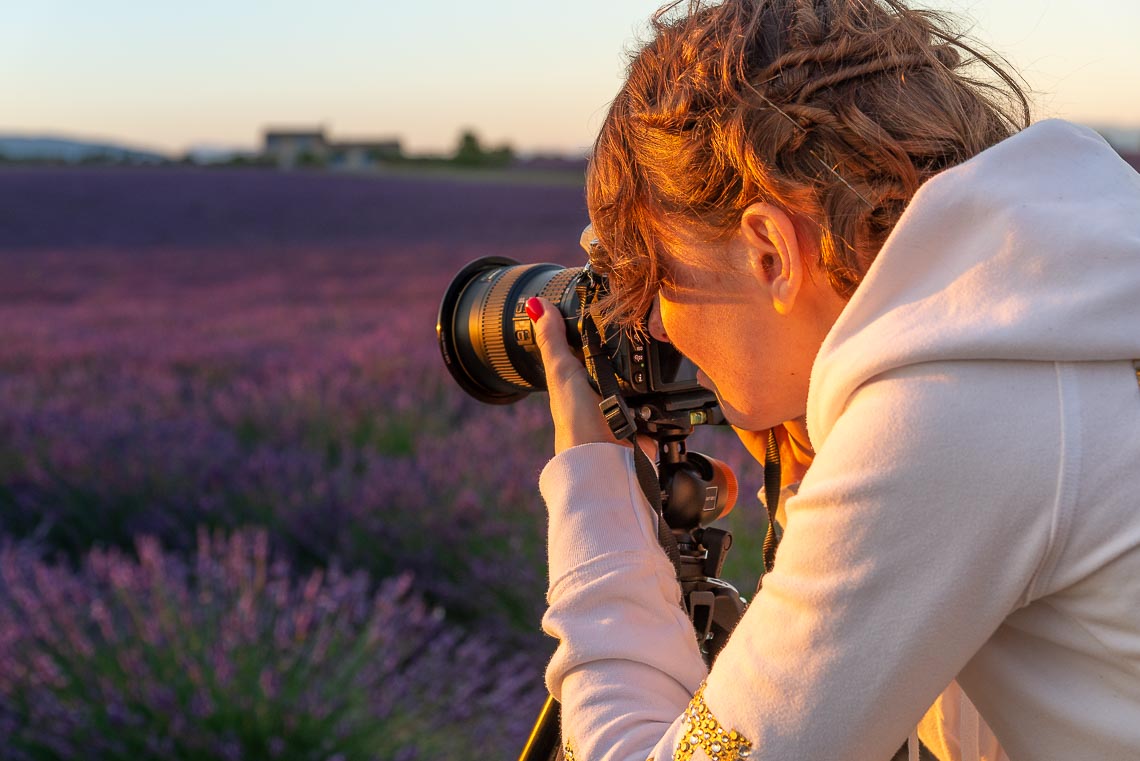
[[586, 0, 1030, 331]]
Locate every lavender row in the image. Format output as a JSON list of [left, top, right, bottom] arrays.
[[0, 528, 546, 760], [0, 167, 587, 251], [0, 350, 558, 640]]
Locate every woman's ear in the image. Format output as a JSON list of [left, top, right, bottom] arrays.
[[739, 203, 804, 315]]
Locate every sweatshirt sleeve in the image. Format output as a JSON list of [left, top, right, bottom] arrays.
[[539, 442, 708, 761], [539, 360, 1066, 761]]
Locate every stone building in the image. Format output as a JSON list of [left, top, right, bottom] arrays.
[[262, 127, 401, 170]]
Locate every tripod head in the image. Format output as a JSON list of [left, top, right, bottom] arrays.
[[657, 434, 738, 532], [649, 431, 746, 663]]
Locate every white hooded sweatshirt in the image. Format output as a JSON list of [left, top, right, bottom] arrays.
[[539, 119, 1140, 761]]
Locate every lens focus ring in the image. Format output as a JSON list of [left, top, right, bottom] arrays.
[[481, 265, 531, 390], [540, 267, 582, 308]]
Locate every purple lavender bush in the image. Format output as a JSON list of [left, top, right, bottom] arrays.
[[0, 528, 546, 760], [0, 358, 555, 637]]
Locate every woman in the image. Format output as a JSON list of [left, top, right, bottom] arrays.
[[524, 0, 1140, 759]]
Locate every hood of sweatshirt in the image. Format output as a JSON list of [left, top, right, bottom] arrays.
[[807, 119, 1140, 447]]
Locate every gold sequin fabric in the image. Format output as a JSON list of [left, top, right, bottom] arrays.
[[674, 685, 753, 760], [563, 738, 576, 761]]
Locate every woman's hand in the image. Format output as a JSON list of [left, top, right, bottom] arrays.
[[527, 297, 624, 455]]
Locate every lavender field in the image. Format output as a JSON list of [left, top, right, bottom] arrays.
[[0, 166, 768, 759]]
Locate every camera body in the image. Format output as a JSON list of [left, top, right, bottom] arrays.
[[437, 253, 723, 435]]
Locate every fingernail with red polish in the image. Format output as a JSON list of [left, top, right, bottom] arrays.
[[525, 297, 544, 322]]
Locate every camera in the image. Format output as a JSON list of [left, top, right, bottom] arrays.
[[436, 229, 724, 436]]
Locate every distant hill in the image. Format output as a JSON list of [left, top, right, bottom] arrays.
[[184, 143, 258, 164], [0, 136, 169, 164]]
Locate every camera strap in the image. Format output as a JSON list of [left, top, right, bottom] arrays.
[[576, 296, 684, 577], [759, 430, 782, 585]]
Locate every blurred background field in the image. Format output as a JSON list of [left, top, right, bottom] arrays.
[[5, 1, 1139, 758], [0, 164, 770, 760]]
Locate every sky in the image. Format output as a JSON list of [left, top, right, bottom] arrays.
[[4, 0, 1140, 157]]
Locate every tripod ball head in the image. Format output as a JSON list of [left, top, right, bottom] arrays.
[[661, 451, 739, 531]]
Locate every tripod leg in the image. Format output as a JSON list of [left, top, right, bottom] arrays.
[[518, 694, 563, 761]]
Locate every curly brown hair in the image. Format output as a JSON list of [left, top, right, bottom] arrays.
[[586, 0, 1031, 330]]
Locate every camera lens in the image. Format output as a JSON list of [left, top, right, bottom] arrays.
[[437, 256, 585, 404]]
